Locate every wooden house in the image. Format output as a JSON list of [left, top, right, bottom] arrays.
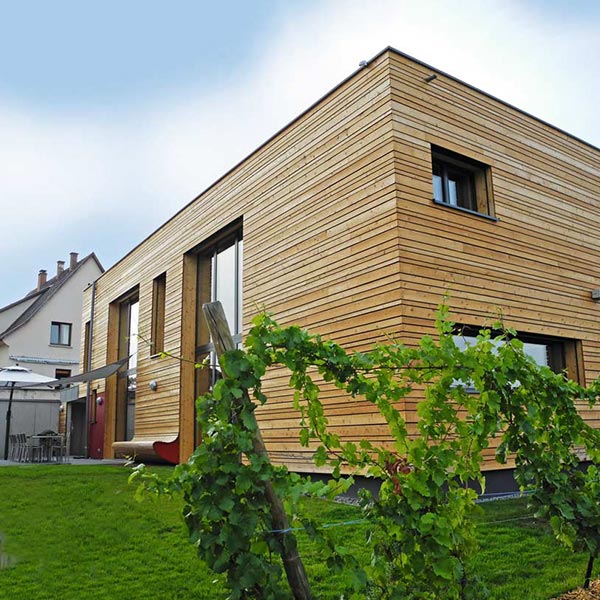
[[80, 47, 600, 481]]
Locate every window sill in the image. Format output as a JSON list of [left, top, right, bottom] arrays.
[[49, 344, 72, 348], [432, 199, 499, 222]]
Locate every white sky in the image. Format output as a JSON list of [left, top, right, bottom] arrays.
[[0, 0, 598, 306]]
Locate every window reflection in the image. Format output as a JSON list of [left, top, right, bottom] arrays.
[[128, 301, 139, 370], [454, 335, 550, 368], [215, 242, 237, 335], [195, 230, 243, 409], [117, 295, 139, 442]]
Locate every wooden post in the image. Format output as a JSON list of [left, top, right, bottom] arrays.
[[202, 301, 313, 600], [584, 554, 595, 589]]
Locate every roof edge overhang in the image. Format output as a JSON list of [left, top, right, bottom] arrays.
[[94, 45, 600, 283]]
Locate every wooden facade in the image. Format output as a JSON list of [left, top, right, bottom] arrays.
[[81, 48, 600, 471]]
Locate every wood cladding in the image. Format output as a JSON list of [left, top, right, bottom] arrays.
[[388, 51, 600, 462], [82, 49, 600, 472]]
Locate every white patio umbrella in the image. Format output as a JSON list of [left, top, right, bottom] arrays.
[[0, 366, 57, 460]]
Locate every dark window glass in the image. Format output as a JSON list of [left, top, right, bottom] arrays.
[[151, 273, 166, 355], [83, 321, 90, 373], [453, 329, 578, 379], [50, 322, 72, 346], [116, 293, 139, 442], [432, 147, 491, 216], [194, 229, 243, 436]]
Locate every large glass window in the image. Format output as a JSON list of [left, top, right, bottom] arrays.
[[116, 294, 139, 442], [452, 329, 580, 391], [453, 335, 555, 370], [195, 229, 243, 413]]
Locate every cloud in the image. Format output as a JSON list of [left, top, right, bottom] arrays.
[[0, 0, 598, 304]]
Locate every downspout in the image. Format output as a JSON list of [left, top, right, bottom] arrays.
[[3, 383, 15, 460], [83, 281, 97, 458]]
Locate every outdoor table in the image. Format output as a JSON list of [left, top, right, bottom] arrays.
[[29, 435, 65, 463]]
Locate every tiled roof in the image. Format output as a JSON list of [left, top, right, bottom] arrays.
[[0, 253, 103, 340]]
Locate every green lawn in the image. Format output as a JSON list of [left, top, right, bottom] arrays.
[[0, 465, 596, 599]]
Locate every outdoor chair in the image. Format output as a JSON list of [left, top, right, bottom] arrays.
[[38, 437, 53, 462], [28, 436, 44, 463], [7, 434, 18, 461], [51, 435, 67, 463], [16, 434, 30, 462]]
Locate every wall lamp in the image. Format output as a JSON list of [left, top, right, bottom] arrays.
[[149, 380, 158, 392], [592, 289, 600, 301]]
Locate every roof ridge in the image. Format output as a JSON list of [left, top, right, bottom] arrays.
[[0, 253, 103, 340], [0, 289, 44, 315]]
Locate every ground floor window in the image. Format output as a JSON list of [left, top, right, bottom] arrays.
[[453, 327, 583, 383], [115, 293, 139, 442], [193, 225, 243, 442]]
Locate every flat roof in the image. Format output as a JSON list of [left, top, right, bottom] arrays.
[[99, 46, 599, 279]]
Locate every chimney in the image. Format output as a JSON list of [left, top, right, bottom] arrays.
[[69, 252, 78, 270], [37, 269, 47, 290], [57, 260, 65, 277]]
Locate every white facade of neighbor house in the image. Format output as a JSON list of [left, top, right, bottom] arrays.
[[0, 253, 103, 453]]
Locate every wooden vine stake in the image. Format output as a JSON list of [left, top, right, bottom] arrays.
[[202, 301, 313, 600]]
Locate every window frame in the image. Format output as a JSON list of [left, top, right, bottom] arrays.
[[195, 229, 243, 362], [90, 389, 98, 425], [50, 321, 72, 346], [113, 288, 139, 443], [150, 272, 167, 357], [189, 222, 243, 447], [453, 326, 584, 388], [82, 321, 91, 373], [431, 146, 497, 221]]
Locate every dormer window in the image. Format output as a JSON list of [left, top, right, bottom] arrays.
[[50, 322, 72, 346]]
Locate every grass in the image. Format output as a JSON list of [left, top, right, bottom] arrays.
[[0, 465, 596, 599]]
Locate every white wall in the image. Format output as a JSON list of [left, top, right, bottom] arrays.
[[2, 258, 102, 379], [0, 346, 9, 367], [0, 389, 60, 444]]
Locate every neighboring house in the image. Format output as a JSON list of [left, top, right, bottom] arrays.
[[0, 253, 104, 455], [80, 47, 600, 488]]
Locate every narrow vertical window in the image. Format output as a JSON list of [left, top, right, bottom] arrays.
[[115, 291, 139, 442], [151, 273, 166, 356], [193, 226, 243, 444], [90, 389, 98, 425], [82, 321, 91, 373]]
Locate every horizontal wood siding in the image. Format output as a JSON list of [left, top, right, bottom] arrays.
[[88, 53, 401, 464], [86, 48, 600, 474], [389, 52, 600, 468]]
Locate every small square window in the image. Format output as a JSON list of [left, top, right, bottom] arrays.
[[432, 146, 494, 218], [50, 322, 72, 346]]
